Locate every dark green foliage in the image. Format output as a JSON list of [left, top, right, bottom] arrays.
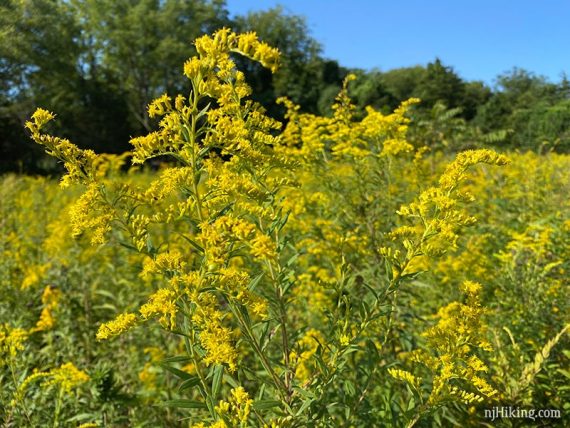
[[2, 1, 570, 174], [232, 6, 346, 118]]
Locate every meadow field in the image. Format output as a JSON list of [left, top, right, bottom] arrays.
[[1, 30, 569, 427]]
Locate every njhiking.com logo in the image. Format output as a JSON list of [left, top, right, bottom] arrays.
[[483, 406, 561, 422]]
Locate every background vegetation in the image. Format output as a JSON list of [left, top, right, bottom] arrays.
[[1, 2, 569, 427], [2, 0, 570, 174]]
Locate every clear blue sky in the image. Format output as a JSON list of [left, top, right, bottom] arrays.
[[225, 0, 570, 86]]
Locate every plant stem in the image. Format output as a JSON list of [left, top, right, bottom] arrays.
[[52, 386, 64, 428]]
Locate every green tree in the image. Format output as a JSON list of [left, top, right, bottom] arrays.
[[0, 0, 120, 172], [416, 58, 466, 110], [0, 0, 230, 172], [77, 0, 229, 131], [462, 80, 492, 120], [348, 69, 397, 115], [474, 68, 569, 150], [233, 6, 343, 116], [381, 65, 426, 106]]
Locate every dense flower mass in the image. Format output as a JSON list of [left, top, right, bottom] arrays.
[[2, 29, 567, 427], [96, 313, 138, 340]]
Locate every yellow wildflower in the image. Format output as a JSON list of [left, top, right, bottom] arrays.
[[215, 387, 253, 426], [388, 368, 422, 389], [139, 288, 178, 329], [45, 362, 90, 393], [0, 324, 28, 364], [249, 233, 277, 261], [32, 285, 62, 332], [96, 313, 138, 340]]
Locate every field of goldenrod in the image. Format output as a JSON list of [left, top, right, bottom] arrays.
[[1, 30, 568, 427]]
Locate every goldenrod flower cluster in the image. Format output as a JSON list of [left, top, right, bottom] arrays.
[[22, 29, 570, 427], [44, 362, 90, 393], [32, 285, 62, 332], [96, 312, 138, 340], [405, 281, 498, 406], [10, 362, 89, 407], [214, 386, 254, 426], [0, 324, 28, 365]]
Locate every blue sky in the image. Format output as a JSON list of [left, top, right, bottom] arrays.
[[225, 0, 570, 86]]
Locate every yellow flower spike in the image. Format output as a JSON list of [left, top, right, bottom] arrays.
[[439, 149, 509, 191], [249, 233, 277, 261], [32, 286, 62, 333], [460, 280, 483, 299], [25, 108, 55, 134], [96, 313, 138, 341], [388, 368, 422, 389], [139, 288, 178, 329], [46, 362, 90, 393], [199, 324, 238, 372], [0, 324, 29, 364], [9, 370, 51, 406], [13, 363, 89, 404], [147, 93, 172, 118]]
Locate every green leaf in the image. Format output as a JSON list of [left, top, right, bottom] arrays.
[[198, 145, 212, 158], [159, 363, 194, 381], [295, 398, 314, 416], [208, 203, 234, 224], [118, 241, 139, 252], [344, 380, 356, 397], [146, 235, 156, 255], [94, 289, 118, 300], [179, 233, 204, 254], [557, 369, 570, 380], [223, 374, 239, 389], [285, 251, 300, 268], [171, 329, 192, 338], [211, 365, 224, 399], [65, 413, 97, 423], [161, 356, 193, 364], [406, 396, 416, 411], [160, 399, 207, 409], [196, 102, 211, 120], [179, 376, 201, 392], [256, 383, 266, 401], [253, 400, 282, 410], [180, 124, 191, 143], [248, 272, 265, 291]]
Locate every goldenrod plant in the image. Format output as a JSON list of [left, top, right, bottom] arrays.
[[1, 29, 567, 427]]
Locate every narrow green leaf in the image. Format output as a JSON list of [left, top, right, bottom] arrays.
[[160, 363, 193, 381], [160, 400, 207, 409], [223, 374, 239, 389], [211, 365, 224, 399], [179, 233, 204, 254], [196, 102, 211, 120], [295, 398, 314, 416], [208, 203, 234, 224], [253, 400, 281, 410], [161, 356, 193, 364], [118, 241, 139, 252], [248, 272, 265, 291], [179, 376, 201, 392]]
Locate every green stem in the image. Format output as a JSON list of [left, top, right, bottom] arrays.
[[265, 256, 293, 402], [232, 305, 289, 401], [182, 302, 214, 416], [8, 361, 32, 426], [189, 79, 204, 223], [52, 385, 64, 428]]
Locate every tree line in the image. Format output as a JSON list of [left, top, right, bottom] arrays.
[[2, 0, 570, 174]]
